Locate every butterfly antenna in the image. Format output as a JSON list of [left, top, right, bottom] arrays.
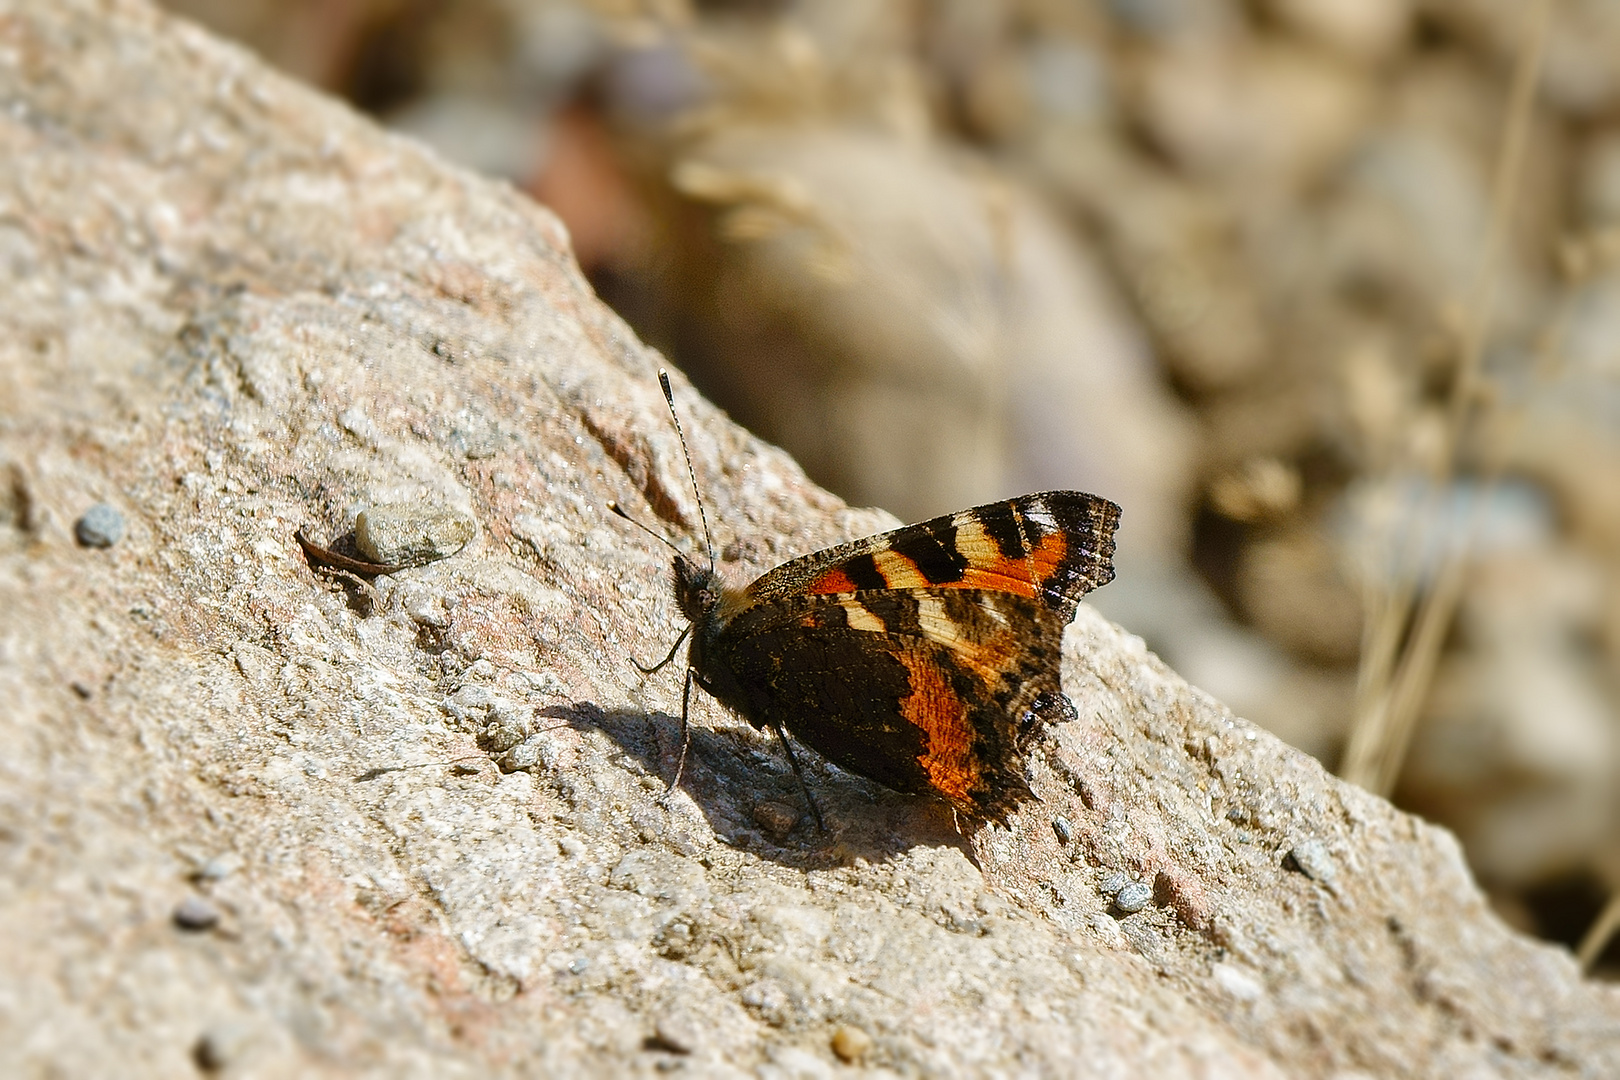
[[607, 501, 684, 559], [659, 369, 717, 571], [606, 503, 696, 675]]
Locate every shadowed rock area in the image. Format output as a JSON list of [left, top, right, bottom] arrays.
[[1, 2, 1616, 1076]]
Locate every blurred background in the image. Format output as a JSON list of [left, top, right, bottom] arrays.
[[155, 0, 1620, 975]]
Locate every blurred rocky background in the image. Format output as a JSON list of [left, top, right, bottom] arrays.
[[155, 0, 1620, 975]]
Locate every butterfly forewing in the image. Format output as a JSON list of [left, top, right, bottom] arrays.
[[742, 491, 1119, 620]]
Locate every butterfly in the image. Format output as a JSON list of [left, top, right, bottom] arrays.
[[614, 372, 1119, 828]]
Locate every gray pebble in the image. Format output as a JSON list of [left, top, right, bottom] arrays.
[[498, 739, 540, 773], [354, 504, 475, 567], [196, 853, 242, 882], [1114, 881, 1154, 914], [1287, 839, 1337, 885], [74, 503, 124, 547], [1098, 870, 1131, 898], [173, 895, 221, 931], [1051, 815, 1074, 844]]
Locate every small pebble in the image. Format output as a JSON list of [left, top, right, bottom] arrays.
[[752, 800, 801, 838], [1287, 839, 1337, 885], [196, 853, 242, 882], [652, 1013, 700, 1054], [1098, 871, 1131, 898], [1114, 881, 1154, 914], [499, 740, 540, 772], [74, 503, 124, 548], [354, 504, 475, 567], [173, 895, 221, 931], [830, 1024, 874, 1064], [1051, 815, 1074, 844], [193, 1021, 254, 1071]]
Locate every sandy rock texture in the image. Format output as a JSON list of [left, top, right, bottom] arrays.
[[1, 2, 1617, 1076]]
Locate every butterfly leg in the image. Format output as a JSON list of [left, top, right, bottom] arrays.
[[769, 724, 826, 833], [660, 668, 696, 805], [635, 624, 691, 675]]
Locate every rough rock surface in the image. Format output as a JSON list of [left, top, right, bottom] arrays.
[[1, 2, 1617, 1077]]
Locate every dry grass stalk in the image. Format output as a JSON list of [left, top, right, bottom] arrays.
[[1578, 892, 1620, 972], [1339, 0, 1554, 796]]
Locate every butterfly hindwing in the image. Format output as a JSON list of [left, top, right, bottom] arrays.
[[709, 587, 1075, 820]]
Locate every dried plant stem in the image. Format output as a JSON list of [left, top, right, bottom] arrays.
[[1578, 892, 1620, 972], [1340, 0, 1553, 794], [1353, 564, 1414, 731], [1345, 553, 1470, 795]]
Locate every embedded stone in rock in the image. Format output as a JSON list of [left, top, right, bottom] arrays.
[[192, 1021, 255, 1072], [172, 895, 221, 932], [73, 503, 124, 548], [1286, 839, 1338, 886], [1114, 881, 1154, 914], [830, 1024, 874, 1064], [354, 505, 476, 567]]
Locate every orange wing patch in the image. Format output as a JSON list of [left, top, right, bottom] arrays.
[[953, 529, 1068, 600], [895, 646, 981, 807], [806, 567, 859, 594]]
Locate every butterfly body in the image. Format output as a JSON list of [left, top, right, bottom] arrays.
[[670, 491, 1120, 823]]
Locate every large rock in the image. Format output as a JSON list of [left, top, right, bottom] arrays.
[[0, 1, 1615, 1075]]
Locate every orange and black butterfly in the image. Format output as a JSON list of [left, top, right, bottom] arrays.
[[615, 372, 1119, 827]]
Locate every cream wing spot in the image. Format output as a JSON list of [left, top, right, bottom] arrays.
[[953, 516, 995, 558], [842, 602, 887, 634], [915, 594, 952, 636], [870, 548, 921, 588]]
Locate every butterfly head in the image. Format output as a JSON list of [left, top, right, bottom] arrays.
[[673, 552, 723, 627]]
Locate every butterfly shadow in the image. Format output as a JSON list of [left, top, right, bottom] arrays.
[[539, 702, 975, 870]]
